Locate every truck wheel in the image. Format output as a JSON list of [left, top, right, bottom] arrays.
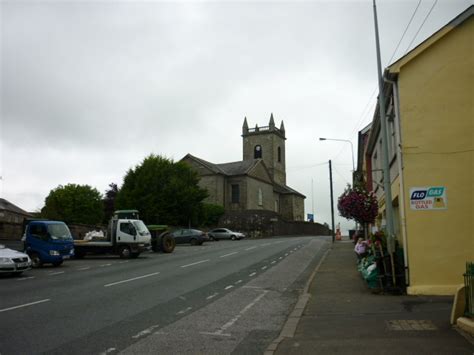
[[30, 253, 43, 268], [119, 246, 131, 259], [52, 260, 63, 267], [160, 234, 176, 253]]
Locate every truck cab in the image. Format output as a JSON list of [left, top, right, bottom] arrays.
[[22, 220, 75, 267]]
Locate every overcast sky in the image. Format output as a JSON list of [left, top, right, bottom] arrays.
[[1, 0, 471, 232]]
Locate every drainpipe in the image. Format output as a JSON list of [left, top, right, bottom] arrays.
[[385, 76, 410, 287]]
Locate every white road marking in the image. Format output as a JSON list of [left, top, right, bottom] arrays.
[[271, 261, 276, 264], [245, 246, 257, 251], [261, 266, 267, 270], [118, 261, 129, 264], [104, 272, 160, 287], [235, 280, 243, 284], [49, 271, 65, 276], [181, 259, 209, 268], [176, 307, 192, 315], [220, 252, 238, 258], [17, 276, 35, 281], [132, 324, 160, 339], [249, 272, 257, 277], [77, 267, 90, 271], [243, 285, 263, 289], [99, 347, 117, 355], [100, 264, 112, 267], [202, 290, 269, 336], [279, 257, 283, 260], [224, 285, 234, 290], [285, 253, 289, 256], [206, 293, 219, 300], [0, 299, 51, 313]]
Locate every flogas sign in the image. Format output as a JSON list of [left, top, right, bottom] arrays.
[[409, 187, 447, 210]]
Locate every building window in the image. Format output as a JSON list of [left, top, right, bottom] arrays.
[[254, 145, 262, 159], [277, 147, 281, 162], [231, 184, 240, 203], [275, 200, 279, 212], [258, 188, 263, 206]]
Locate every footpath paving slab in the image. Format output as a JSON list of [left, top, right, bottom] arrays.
[[275, 242, 474, 355]]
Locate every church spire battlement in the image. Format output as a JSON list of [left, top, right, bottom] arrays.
[[241, 113, 285, 139]]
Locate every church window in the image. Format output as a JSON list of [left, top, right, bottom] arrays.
[[231, 184, 240, 203], [258, 188, 263, 206], [277, 147, 281, 162], [254, 145, 262, 159]]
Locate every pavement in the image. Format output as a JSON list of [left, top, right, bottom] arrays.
[[270, 241, 474, 355]]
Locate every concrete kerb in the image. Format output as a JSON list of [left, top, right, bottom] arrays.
[[264, 247, 332, 355]]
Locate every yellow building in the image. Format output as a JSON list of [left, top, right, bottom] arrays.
[[363, 6, 473, 295]]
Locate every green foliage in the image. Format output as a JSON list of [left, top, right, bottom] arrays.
[[200, 203, 225, 227], [103, 182, 119, 224], [41, 184, 104, 225], [116, 154, 208, 225]]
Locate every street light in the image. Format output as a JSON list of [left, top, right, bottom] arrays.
[[319, 137, 355, 172]]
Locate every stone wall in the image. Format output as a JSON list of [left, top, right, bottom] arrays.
[[218, 210, 331, 238]]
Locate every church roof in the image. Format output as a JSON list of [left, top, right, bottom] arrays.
[[215, 160, 259, 176], [183, 154, 260, 176], [273, 184, 306, 198]]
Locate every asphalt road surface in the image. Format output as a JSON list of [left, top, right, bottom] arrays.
[[0, 236, 330, 355]]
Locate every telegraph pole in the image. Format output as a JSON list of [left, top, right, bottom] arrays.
[[329, 160, 335, 243], [373, 0, 395, 254]]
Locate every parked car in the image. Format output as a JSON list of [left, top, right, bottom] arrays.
[[208, 228, 245, 241], [170, 229, 208, 245], [0, 245, 32, 275]]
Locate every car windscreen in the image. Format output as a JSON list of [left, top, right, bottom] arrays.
[[47, 224, 73, 240], [133, 220, 149, 236]]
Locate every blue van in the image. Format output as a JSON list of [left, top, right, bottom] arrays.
[[22, 220, 75, 267]]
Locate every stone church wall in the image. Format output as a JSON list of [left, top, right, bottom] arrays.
[[218, 210, 330, 238]]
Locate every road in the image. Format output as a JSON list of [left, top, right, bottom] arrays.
[[0, 236, 330, 355]]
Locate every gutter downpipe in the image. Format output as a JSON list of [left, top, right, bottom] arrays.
[[385, 76, 410, 287]]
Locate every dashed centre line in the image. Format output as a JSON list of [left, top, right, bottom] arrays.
[[220, 252, 238, 258], [104, 272, 160, 287], [249, 272, 257, 277], [206, 293, 219, 300], [77, 267, 90, 271], [131, 324, 160, 339], [225, 285, 234, 290], [0, 299, 51, 313], [17, 276, 35, 281], [181, 260, 210, 268], [245, 246, 257, 251], [49, 271, 65, 276], [261, 266, 267, 270]]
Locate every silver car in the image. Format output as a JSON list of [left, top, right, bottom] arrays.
[[0, 245, 32, 275], [208, 228, 245, 241]]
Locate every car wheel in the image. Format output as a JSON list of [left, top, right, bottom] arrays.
[[30, 253, 43, 268], [52, 260, 63, 267], [231, 235, 236, 241], [119, 246, 131, 259]]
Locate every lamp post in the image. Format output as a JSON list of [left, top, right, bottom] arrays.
[[319, 137, 355, 172]]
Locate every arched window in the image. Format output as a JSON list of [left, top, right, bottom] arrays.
[[254, 145, 262, 159], [277, 146, 281, 162]]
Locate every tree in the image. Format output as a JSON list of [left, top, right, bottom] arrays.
[[41, 184, 104, 225], [115, 154, 208, 226], [337, 185, 378, 225], [200, 203, 225, 227], [103, 183, 119, 223]]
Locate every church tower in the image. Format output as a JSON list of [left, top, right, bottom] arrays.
[[242, 113, 286, 185]]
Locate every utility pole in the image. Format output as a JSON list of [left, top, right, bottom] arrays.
[[329, 160, 335, 243], [373, 0, 396, 283]]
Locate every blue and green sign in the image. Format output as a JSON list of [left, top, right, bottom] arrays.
[[409, 186, 447, 210]]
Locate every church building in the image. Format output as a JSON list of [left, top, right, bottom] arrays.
[[182, 114, 305, 221]]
